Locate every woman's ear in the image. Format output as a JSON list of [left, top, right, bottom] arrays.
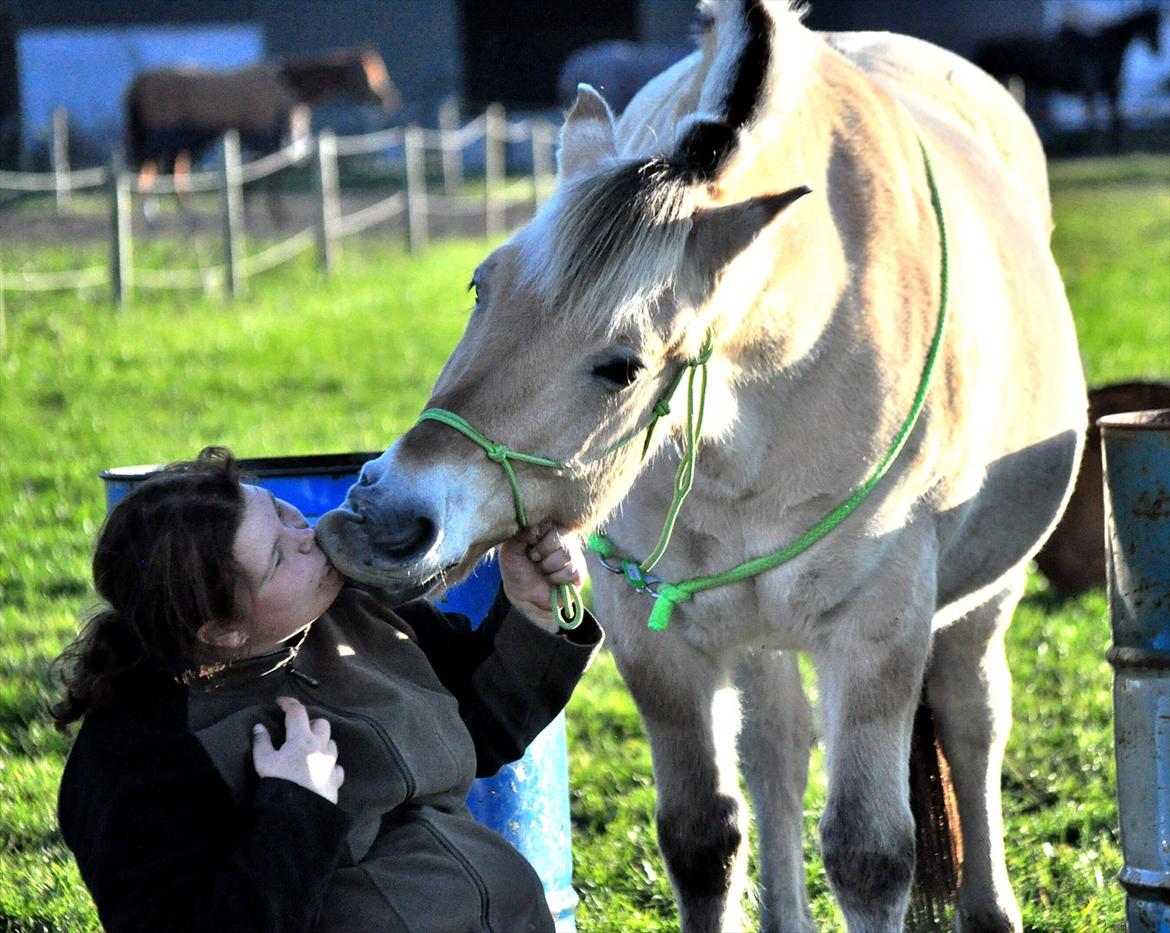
[[195, 619, 249, 651]]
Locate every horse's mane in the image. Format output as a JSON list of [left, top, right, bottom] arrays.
[[526, 157, 696, 336], [525, 0, 806, 336]]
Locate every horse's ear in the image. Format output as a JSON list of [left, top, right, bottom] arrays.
[[685, 185, 812, 281], [558, 84, 617, 181]]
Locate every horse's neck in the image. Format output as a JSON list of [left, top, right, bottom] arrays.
[[1102, 14, 1155, 56], [280, 60, 353, 105], [701, 51, 939, 499]]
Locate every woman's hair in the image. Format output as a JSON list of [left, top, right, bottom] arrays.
[[50, 447, 248, 729]]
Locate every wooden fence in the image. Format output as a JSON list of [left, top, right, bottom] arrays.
[[0, 104, 559, 305]]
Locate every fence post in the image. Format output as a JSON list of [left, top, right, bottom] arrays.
[[52, 107, 70, 211], [484, 103, 506, 239], [404, 126, 429, 252], [531, 122, 555, 210], [108, 152, 132, 307], [314, 130, 340, 273], [439, 97, 463, 196], [220, 130, 244, 298]]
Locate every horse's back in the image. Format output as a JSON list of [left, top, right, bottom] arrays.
[[821, 31, 1085, 600], [823, 30, 1052, 233], [128, 65, 294, 134]]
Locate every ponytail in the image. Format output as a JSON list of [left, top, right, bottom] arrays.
[[49, 607, 145, 729]]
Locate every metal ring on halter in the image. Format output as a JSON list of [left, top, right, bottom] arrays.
[[594, 552, 663, 598]]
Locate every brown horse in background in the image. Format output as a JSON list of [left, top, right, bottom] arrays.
[[125, 47, 399, 218], [974, 7, 1162, 141]]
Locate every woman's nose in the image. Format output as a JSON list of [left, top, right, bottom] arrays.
[[294, 526, 317, 552]]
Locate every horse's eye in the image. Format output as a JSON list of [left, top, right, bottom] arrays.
[[591, 356, 644, 389]]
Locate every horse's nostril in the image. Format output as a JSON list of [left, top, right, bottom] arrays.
[[372, 511, 438, 562]]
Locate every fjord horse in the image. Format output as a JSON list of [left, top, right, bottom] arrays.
[[975, 7, 1162, 140], [126, 47, 398, 217], [319, 2, 1085, 929]]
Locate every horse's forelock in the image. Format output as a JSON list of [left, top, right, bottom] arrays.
[[522, 158, 695, 337]]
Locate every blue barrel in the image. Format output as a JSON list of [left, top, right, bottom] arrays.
[[1101, 409, 1170, 932], [100, 452, 578, 931]]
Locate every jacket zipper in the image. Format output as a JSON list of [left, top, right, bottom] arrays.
[[416, 814, 493, 931]]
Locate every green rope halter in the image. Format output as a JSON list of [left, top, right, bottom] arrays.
[[590, 138, 949, 630], [415, 333, 714, 630]]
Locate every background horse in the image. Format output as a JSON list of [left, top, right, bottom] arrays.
[[974, 7, 1162, 141], [125, 47, 398, 219], [318, 1, 1085, 930], [557, 40, 694, 115]]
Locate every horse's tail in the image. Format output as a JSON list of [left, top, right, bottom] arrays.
[[907, 699, 962, 931]]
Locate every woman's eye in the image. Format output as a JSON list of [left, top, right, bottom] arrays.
[[591, 356, 644, 389]]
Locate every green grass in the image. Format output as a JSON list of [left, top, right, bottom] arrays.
[[1, 155, 1168, 931]]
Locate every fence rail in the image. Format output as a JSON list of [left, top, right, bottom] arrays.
[[0, 104, 559, 304]]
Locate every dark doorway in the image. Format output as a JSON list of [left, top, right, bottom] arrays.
[[460, 0, 637, 107], [0, 9, 18, 168]]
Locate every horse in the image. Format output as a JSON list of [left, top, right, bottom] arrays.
[[557, 40, 695, 115], [974, 7, 1163, 141], [317, 1, 1086, 929], [125, 47, 398, 220]]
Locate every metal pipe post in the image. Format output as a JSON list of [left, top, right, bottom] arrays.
[[1102, 408, 1170, 931]]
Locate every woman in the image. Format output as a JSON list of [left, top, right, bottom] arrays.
[[53, 447, 601, 932]]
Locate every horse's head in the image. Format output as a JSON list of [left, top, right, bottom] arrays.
[[1137, 8, 1163, 54], [279, 48, 399, 112], [317, 84, 809, 600], [356, 48, 400, 111]]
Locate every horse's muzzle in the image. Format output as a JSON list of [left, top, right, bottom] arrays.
[[316, 494, 442, 595]]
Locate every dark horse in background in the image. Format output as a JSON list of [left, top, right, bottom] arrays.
[[125, 47, 399, 220], [975, 7, 1162, 142]]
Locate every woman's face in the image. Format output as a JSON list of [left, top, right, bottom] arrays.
[[231, 484, 345, 655]]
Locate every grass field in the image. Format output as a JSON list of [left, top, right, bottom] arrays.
[[1, 154, 1168, 931]]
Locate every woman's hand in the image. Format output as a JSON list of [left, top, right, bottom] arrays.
[[252, 696, 345, 804], [499, 526, 587, 632]]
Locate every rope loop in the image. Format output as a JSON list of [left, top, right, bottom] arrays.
[[486, 443, 510, 464], [691, 334, 714, 366]]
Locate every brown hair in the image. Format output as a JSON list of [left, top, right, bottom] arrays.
[[50, 447, 248, 729]]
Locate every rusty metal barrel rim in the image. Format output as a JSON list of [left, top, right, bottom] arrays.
[[1098, 408, 1170, 431]]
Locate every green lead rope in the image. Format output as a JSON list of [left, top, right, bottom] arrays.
[[590, 138, 949, 631]]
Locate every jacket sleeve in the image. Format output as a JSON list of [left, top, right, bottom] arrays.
[[395, 587, 603, 776], [59, 721, 352, 933]]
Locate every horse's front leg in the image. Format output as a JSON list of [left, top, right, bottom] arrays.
[[606, 606, 750, 932], [812, 553, 935, 932], [734, 647, 814, 933]]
